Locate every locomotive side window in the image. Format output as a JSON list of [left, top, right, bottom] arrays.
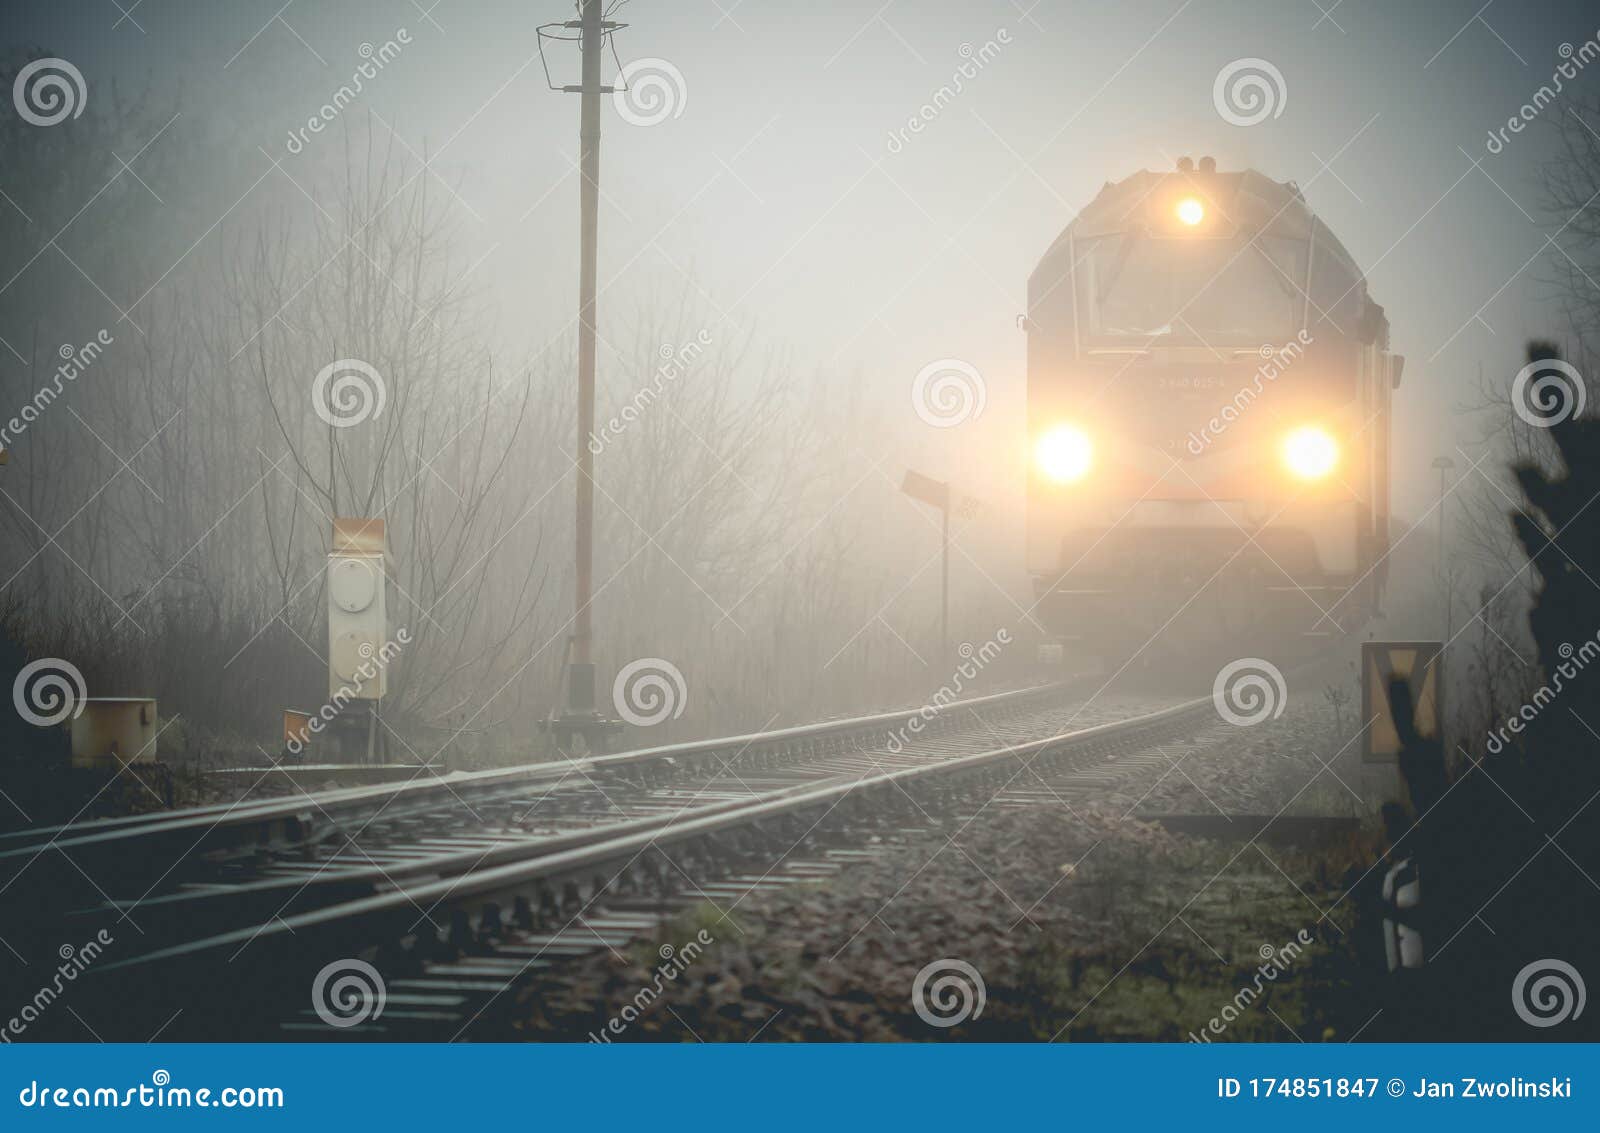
[[1309, 236, 1364, 339]]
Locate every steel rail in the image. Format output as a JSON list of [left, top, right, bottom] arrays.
[[109, 693, 1210, 972], [0, 680, 1080, 891]]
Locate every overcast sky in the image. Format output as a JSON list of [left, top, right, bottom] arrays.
[[10, 0, 1600, 518]]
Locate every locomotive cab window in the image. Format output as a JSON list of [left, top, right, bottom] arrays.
[[1077, 232, 1306, 345]]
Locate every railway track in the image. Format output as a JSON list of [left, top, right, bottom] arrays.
[[6, 679, 1234, 1040], [1, 682, 1085, 906], [5, 684, 1098, 952]]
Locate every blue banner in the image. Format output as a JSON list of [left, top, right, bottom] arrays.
[[3, 1044, 1594, 1128]]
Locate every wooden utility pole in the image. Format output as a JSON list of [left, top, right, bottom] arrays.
[[573, 0, 601, 683], [542, 0, 623, 750]]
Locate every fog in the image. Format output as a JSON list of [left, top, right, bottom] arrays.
[[3, 0, 1598, 755]]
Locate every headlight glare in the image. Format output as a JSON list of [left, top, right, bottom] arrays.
[[1281, 425, 1339, 480], [1035, 424, 1093, 484]]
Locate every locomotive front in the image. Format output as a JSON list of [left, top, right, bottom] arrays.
[[1026, 160, 1399, 659]]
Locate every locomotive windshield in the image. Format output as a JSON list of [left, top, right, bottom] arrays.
[[1078, 232, 1307, 343]]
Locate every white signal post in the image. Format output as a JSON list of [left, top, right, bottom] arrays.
[[901, 470, 982, 668], [327, 517, 388, 764]]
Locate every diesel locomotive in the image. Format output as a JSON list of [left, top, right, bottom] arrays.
[[1026, 158, 1400, 658]]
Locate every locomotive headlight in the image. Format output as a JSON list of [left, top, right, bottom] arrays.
[[1281, 425, 1339, 481], [1035, 424, 1093, 484], [1175, 197, 1205, 226]]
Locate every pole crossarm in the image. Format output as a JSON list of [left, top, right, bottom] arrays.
[[535, 15, 627, 93]]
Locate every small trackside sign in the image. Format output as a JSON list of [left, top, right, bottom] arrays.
[[1362, 641, 1442, 763]]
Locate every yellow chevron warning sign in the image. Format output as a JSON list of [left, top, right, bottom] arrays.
[[1362, 641, 1442, 763]]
